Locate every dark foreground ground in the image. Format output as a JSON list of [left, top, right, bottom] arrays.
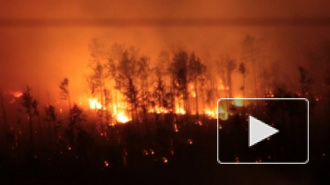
[[0, 114, 329, 185]]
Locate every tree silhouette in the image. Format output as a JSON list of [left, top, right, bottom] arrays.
[[113, 49, 141, 123], [169, 50, 189, 114], [88, 40, 112, 127], [226, 59, 237, 98], [298, 66, 313, 95], [66, 104, 86, 149], [239, 62, 247, 98], [298, 66, 317, 112], [136, 56, 152, 131], [21, 86, 39, 154], [242, 34, 259, 98], [187, 52, 206, 118], [88, 62, 111, 125], [59, 78, 71, 110], [152, 69, 170, 112], [44, 105, 58, 147], [0, 89, 8, 131]]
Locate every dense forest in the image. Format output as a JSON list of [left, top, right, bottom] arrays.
[[0, 35, 329, 184]]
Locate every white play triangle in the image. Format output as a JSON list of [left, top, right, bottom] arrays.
[[249, 116, 279, 147]]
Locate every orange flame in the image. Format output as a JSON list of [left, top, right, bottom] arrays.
[[89, 98, 131, 123], [89, 98, 102, 110], [115, 112, 130, 123]]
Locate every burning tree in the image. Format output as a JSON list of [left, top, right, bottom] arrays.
[[113, 49, 140, 122], [187, 52, 206, 118], [152, 67, 173, 114], [169, 50, 206, 116], [169, 50, 190, 114], [88, 40, 112, 128], [136, 56, 152, 130]]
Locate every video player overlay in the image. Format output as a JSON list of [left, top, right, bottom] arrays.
[[217, 98, 308, 164]]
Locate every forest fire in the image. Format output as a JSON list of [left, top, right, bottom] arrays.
[[89, 98, 131, 123], [0, 2, 328, 182]]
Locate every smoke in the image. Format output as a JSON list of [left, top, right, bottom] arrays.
[[0, 0, 330, 104]]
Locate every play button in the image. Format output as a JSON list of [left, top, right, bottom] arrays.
[[217, 98, 309, 164], [249, 116, 279, 147]]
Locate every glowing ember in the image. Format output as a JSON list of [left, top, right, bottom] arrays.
[[104, 160, 109, 167], [187, 138, 193, 145], [162, 157, 168, 163], [173, 123, 179, 132], [195, 120, 203, 126], [149, 106, 168, 114]]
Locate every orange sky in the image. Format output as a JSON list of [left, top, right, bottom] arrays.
[[0, 0, 330, 105]]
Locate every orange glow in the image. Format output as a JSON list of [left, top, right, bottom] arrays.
[[218, 106, 229, 120], [113, 104, 131, 123], [104, 160, 109, 167], [89, 98, 102, 110], [89, 98, 131, 123], [205, 109, 216, 118], [116, 111, 130, 123], [149, 106, 168, 114], [162, 157, 168, 163], [173, 123, 179, 132], [232, 99, 244, 107], [9, 91, 23, 98], [232, 96, 247, 107], [175, 104, 186, 115]]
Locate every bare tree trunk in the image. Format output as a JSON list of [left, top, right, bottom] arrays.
[[29, 116, 34, 155], [194, 80, 199, 120], [251, 60, 258, 98], [0, 89, 8, 131]]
